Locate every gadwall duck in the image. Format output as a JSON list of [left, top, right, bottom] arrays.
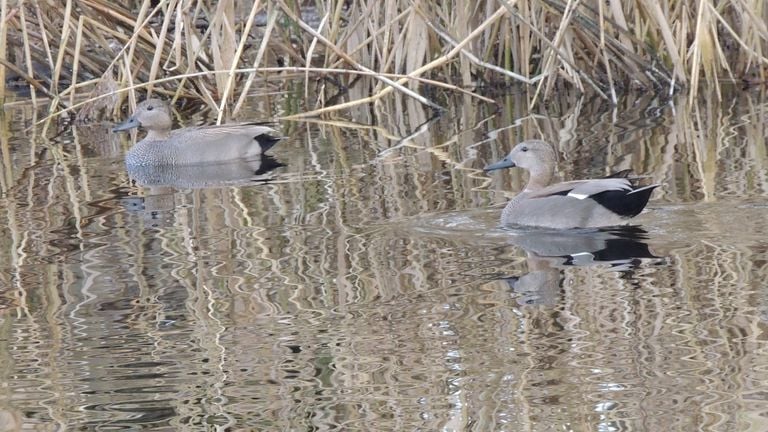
[[484, 140, 659, 229], [113, 98, 282, 165]]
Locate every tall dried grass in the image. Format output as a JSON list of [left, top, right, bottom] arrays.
[[1, 0, 767, 119]]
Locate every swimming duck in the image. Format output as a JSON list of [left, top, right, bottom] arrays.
[[484, 140, 659, 229], [113, 98, 282, 165]]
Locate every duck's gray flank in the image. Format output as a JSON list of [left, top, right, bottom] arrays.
[[484, 139, 660, 229], [113, 98, 282, 166]]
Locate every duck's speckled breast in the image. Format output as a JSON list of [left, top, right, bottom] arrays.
[[125, 139, 181, 166]]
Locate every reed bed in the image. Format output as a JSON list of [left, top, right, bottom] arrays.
[[1, 0, 767, 119]]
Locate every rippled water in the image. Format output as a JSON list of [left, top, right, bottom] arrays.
[[1, 88, 767, 430]]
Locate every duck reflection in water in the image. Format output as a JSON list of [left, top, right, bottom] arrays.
[[500, 226, 663, 306], [126, 153, 285, 190], [120, 155, 285, 220]]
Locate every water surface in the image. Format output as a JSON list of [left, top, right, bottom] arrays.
[[1, 88, 767, 430]]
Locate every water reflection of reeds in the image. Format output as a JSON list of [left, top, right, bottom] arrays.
[[1, 89, 767, 428]]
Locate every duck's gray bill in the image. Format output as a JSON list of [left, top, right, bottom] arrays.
[[112, 117, 140, 132], [484, 157, 516, 172]]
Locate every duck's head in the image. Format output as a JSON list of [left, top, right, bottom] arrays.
[[484, 140, 556, 172], [113, 98, 173, 132]]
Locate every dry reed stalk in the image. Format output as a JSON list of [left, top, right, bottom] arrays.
[[304, 12, 328, 102], [707, 2, 768, 76], [217, 0, 263, 122], [17, 4, 36, 105], [232, 7, 278, 116], [68, 15, 85, 107], [122, 0, 160, 107], [211, 0, 236, 97], [50, 0, 73, 94], [689, 0, 717, 103], [539, 0, 584, 95], [327, 5, 413, 75], [146, 0, 177, 96], [0, 0, 10, 103], [32, 2, 53, 71], [172, 2, 219, 104], [598, 0, 617, 103], [641, 0, 685, 84]]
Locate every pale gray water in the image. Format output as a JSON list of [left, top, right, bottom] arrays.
[[0, 87, 767, 430]]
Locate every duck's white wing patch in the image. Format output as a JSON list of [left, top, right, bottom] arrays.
[[566, 178, 632, 199], [530, 178, 633, 200], [627, 183, 659, 195], [567, 191, 590, 200]]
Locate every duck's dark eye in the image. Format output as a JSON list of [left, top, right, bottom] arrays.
[[146, 105, 154, 111], [520, 146, 528, 152]]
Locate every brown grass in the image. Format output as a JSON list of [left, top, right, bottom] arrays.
[[0, 0, 767, 119]]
